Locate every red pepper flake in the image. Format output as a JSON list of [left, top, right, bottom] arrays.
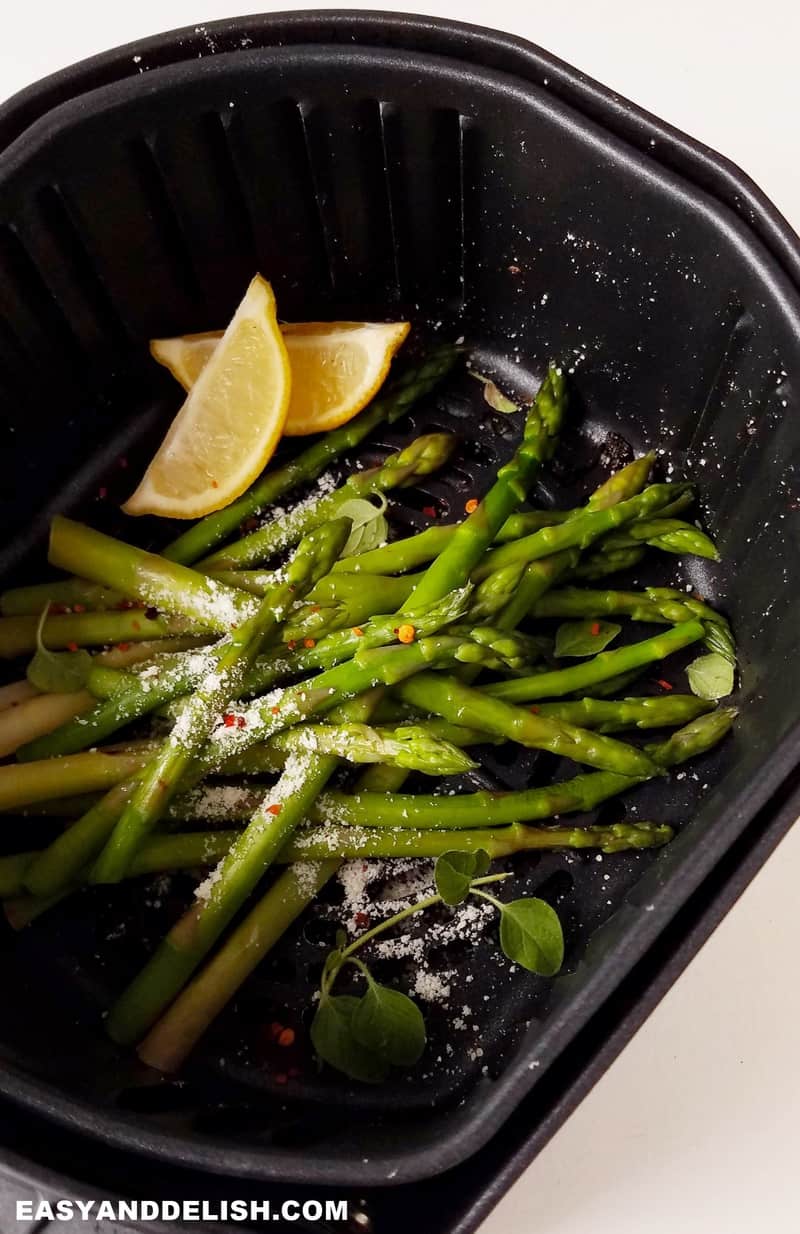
[[303, 638, 316, 649], [131, 620, 141, 631], [422, 505, 437, 518], [269, 1021, 284, 1040], [158, 778, 169, 790], [656, 678, 673, 691], [236, 715, 247, 729], [286, 639, 297, 651], [116, 642, 131, 652], [352, 626, 364, 638], [271, 705, 281, 715], [267, 803, 283, 816], [66, 641, 79, 653], [274, 1073, 288, 1086], [465, 498, 479, 514], [508, 264, 522, 274], [590, 622, 601, 636], [310, 605, 321, 614], [97, 486, 107, 499], [240, 516, 259, 534], [277, 1027, 295, 1048], [211, 479, 219, 489], [223, 713, 236, 728], [73, 603, 86, 614], [354, 911, 370, 929], [397, 623, 416, 644], [529, 705, 540, 714], [49, 603, 66, 615], [118, 456, 128, 469]]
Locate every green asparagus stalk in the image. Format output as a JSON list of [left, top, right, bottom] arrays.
[[48, 517, 257, 631], [599, 518, 719, 560], [90, 520, 353, 884], [199, 433, 457, 571], [22, 633, 485, 898], [470, 483, 692, 583], [393, 672, 657, 777], [0, 690, 94, 758], [570, 547, 645, 581], [162, 345, 459, 565], [315, 709, 736, 830], [484, 620, 705, 703], [0, 578, 125, 616], [400, 365, 566, 610], [0, 610, 193, 658], [135, 858, 340, 1071], [18, 585, 471, 762], [104, 686, 382, 1047], [131, 763, 410, 1066]]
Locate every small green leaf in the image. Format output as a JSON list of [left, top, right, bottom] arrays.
[[338, 497, 389, 556], [435, 849, 491, 906], [310, 994, 389, 1083], [351, 981, 426, 1067], [498, 897, 564, 976], [686, 652, 735, 700], [470, 370, 519, 413], [26, 607, 92, 693], [554, 619, 621, 658]]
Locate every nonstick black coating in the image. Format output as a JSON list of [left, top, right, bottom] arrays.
[[0, 22, 798, 1189]]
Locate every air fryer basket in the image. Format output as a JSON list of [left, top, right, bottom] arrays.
[[0, 16, 798, 1190]]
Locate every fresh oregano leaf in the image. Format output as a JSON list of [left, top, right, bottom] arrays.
[[498, 897, 564, 976], [26, 607, 92, 693], [554, 619, 621, 658], [310, 994, 389, 1084], [338, 497, 389, 556], [435, 849, 491, 906], [351, 980, 426, 1067], [470, 370, 519, 414], [686, 652, 734, 700]]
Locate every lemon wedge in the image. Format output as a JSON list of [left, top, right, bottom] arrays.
[[125, 276, 290, 519], [150, 319, 410, 437]]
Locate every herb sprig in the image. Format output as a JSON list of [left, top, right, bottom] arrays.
[[310, 850, 565, 1082]]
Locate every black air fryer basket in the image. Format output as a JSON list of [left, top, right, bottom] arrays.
[[0, 6, 799, 1212]]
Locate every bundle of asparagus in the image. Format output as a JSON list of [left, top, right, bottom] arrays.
[[0, 346, 736, 1084]]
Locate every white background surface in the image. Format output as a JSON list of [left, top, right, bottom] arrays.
[[2, 3, 799, 1232]]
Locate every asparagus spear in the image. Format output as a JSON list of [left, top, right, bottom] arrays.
[[484, 620, 705, 703], [599, 518, 719, 560], [22, 632, 491, 898], [0, 818, 679, 905], [199, 433, 457, 571], [0, 610, 192, 658], [48, 517, 257, 631], [315, 709, 736, 830], [129, 764, 411, 1065], [90, 519, 353, 884], [400, 365, 566, 610], [392, 672, 657, 776], [470, 483, 692, 583], [19, 585, 471, 761], [104, 690, 380, 1046], [162, 345, 459, 565], [570, 547, 645, 580], [0, 690, 94, 758]]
